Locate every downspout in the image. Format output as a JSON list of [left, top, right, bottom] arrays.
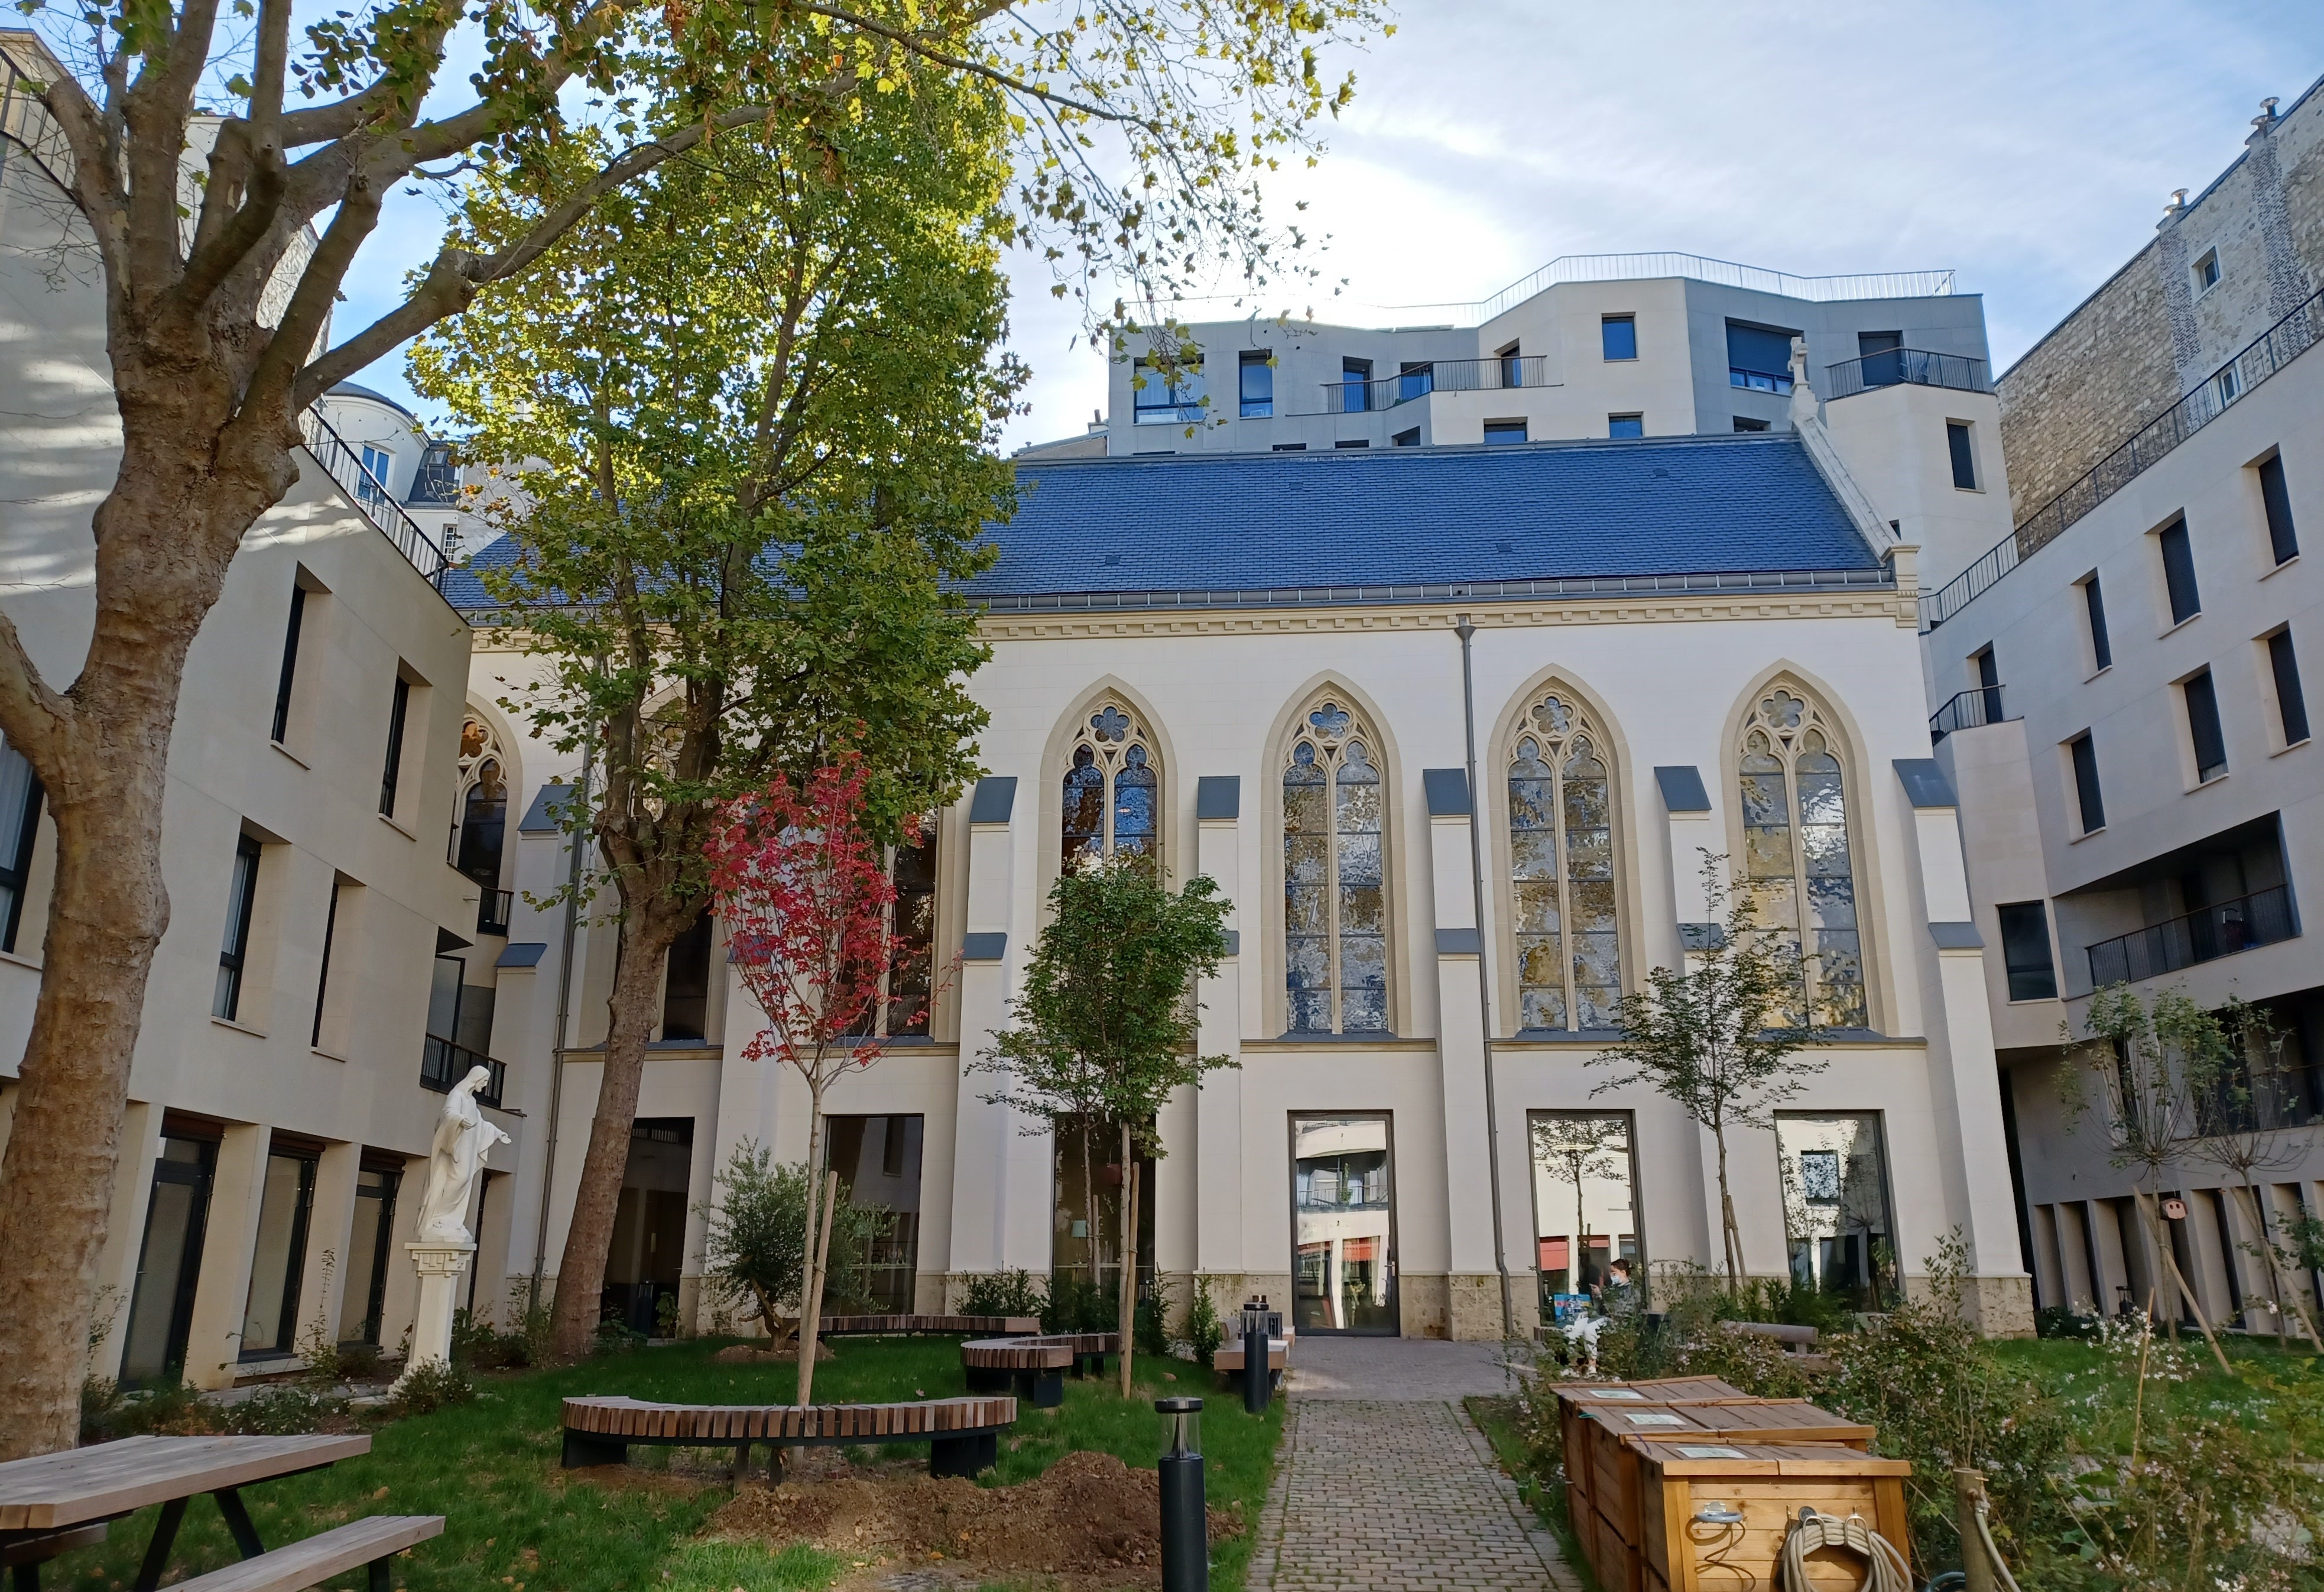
[[530, 737, 595, 1305], [1455, 617, 1515, 1342]]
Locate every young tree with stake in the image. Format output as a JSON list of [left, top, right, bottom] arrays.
[[2186, 997, 2321, 1351]]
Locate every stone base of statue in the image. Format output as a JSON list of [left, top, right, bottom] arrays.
[[395, 1241, 476, 1387]]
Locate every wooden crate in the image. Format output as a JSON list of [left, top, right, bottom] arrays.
[[1591, 1500, 1643, 1592], [1628, 1441, 1911, 1592], [1547, 1377, 1748, 1525], [1588, 1401, 1877, 1549]]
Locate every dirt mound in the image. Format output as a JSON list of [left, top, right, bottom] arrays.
[[708, 1449, 1241, 1588], [711, 1341, 833, 1364]]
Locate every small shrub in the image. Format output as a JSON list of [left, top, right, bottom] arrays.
[[384, 1358, 475, 1418], [959, 1267, 1047, 1319], [2035, 1304, 2098, 1339], [452, 1307, 530, 1370], [593, 1316, 648, 1355], [80, 1377, 220, 1442], [1042, 1274, 1114, 1333], [1135, 1279, 1170, 1359], [655, 1290, 683, 1338], [1187, 1278, 1225, 1369], [222, 1384, 345, 1435]]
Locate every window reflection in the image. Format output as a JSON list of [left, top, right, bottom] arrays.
[[1737, 687, 1866, 1027], [1284, 699, 1390, 1034], [1528, 1112, 1637, 1322], [1293, 1116, 1395, 1333], [1508, 690, 1621, 1030], [1776, 1112, 1896, 1307], [1059, 701, 1163, 875]]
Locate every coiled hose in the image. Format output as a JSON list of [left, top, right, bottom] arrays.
[[1777, 1507, 1914, 1592]]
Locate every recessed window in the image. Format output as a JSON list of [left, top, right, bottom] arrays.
[[1063, 699, 1162, 873], [1497, 342, 1524, 389], [1737, 685, 1866, 1028], [1333, 439, 1371, 450], [1132, 356, 1206, 426], [1995, 902, 2058, 1001], [311, 877, 341, 1048], [0, 733, 44, 955], [2258, 453, 2299, 565], [2075, 575, 2112, 671], [1340, 358, 1373, 414], [1601, 316, 1637, 361], [357, 445, 393, 509], [1284, 698, 1389, 1035], [2068, 732, 2105, 834], [1273, 442, 1307, 452], [1732, 416, 1771, 433], [378, 675, 411, 818], [215, 832, 262, 1020], [2158, 517, 2201, 624], [1483, 420, 1528, 445], [1608, 414, 1644, 440], [2268, 628, 2309, 745], [1507, 690, 1622, 1029], [660, 911, 715, 1041], [1238, 351, 1274, 419], [1398, 361, 1434, 402], [1391, 427, 1420, 447], [1726, 322, 1798, 393], [270, 582, 307, 745], [1946, 421, 1978, 490], [2194, 248, 2221, 294], [2182, 669, 2228, 782]]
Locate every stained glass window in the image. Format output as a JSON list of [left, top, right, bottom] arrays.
[[449, 712, 508, 888], [1737, 686, 1867, 1028], [1507, 690, 1621, 1030], [1059, 701, 1161, 873], [1284, 698, 1389, 1033]]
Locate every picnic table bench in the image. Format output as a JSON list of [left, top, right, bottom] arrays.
[[561, 1393, 1017, 1480], [0, 1433, 436, 1592], [958, 1332, 1118, 1407]]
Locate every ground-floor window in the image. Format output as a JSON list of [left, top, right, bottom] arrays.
[[825, 1114, 923, 1311], [121, 1128, 218, 1385], [1051, 1113, 1155, 1313], [1527, 1111, 1638, 1322], [1291, 1114, 1397, 1334], [1775, 1111, 1898, 1308], [240, 1142, 318, 1360], [604, 1118, 693, 1335], [340, 1159, 402, 1345]]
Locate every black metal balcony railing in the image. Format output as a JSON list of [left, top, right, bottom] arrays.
[[2085, 884, 2299, 987], [1923, 282, 2324, 633], [299, 408, 453, 588], [421, 1034, 507, 1108], [1928, 684, 2012, 741], [476, 888, 514, 937], [1825, 348, 1991, 400], [1318, 354, 1553, 414]]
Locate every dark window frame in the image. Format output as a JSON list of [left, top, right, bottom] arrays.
[[1946, 421, 1978, 490], [2183, 669, 2228, 782], [1608, 413, 1644, 439], [1238, 350, 1274, 419], [2159, 517, 2202, 625], [311, 877, 341, 1048], [1600, 316, 1637, 362], [1339, 357, 1373, 414], [1995, 902, 2059, 1001], [270, 582, 306, 745], [0, 737, 44, 955], [379, 675, 410, 817], [2259, 453, 2299, 565], [2069, 733, 2105, 834], [1482, 420, 1528, 445], [2268, 628, 2309, 745], [2081, 575, 2112, 670], [215, 832, 262, 1020]]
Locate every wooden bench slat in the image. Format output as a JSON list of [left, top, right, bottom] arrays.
[[166, 1516, 443, 1592]]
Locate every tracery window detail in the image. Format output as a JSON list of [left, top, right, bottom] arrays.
[[450, 712, 508, 888], [1737, 685, 1867, 1029], [1060, 699, 1161, 872], [1507, 690, 1620, 1030], [1284, 698, 1388, 1034]]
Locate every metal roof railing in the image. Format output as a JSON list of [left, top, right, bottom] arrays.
[[299, 407, 451, 588]]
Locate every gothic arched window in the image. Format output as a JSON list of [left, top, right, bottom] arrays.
[[1060, 700, 1161, 873], [450, 714, 508, 889], [1508, 690, 1621, 1030], [1284, 697, 1388, 1034], [1737, 685, 1867, 1029]]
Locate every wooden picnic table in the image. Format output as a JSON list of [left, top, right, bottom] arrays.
[[0, 1433, 368, 1592]]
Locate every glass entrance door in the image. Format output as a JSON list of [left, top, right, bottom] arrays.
[[121, 1133, 218, 1385], [1291, 1114, 1397, 1334]]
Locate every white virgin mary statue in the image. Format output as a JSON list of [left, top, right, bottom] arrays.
[[414, 1065, 511, 1246]]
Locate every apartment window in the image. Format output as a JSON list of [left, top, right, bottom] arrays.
[[1483, 420, 1528, 445], [2183, 669, 2227, 782], [2193, 248, 2220, 294], [1971, 646, 2002, 724], [1608, 414, 1644, 439], [1391, 427, 1420, 447], [1398, 361, 1434, 402], [2068, 733, 2105, 834], [1132, 357, 1205, 425], [1272, 442, 1307, 452], [1601, 316, 1637, 361], [239, 1146, 316, 1360], [1333, 439, 1371, 450], [1238, 351, 1274, 419], [378, 676, 410, 816], [356, 445, 392, 508], [2268, 628, 2309, 745], [2080, 575, 2112, 670], [1995, 902, 2059, 1001], [0, 734, 43, 955], [270, 583, 306, 744], [2159, 517, 2201, 624], [1732, 416, 1771, 433], [1946, 422, 1978, 490], [311, 877, 341, 1048], [1857, 330, 1903, 387], [2258, 453, 2299, 565], [1726, 322, 1797, 393], [1340, 358, 1372, 414], [660, 910, 714, 1041], [1498, 341, 1523, 388], [214, 833, 262, 1020]]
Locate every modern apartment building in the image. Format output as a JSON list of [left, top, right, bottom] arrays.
[[1917, 80, 2324, 1332], [1019, 252, 1992, 458]]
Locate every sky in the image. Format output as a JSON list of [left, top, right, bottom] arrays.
[[332, 2, 2324, 453]]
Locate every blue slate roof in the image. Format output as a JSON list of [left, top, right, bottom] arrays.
[[437, 433, 1878, 612]]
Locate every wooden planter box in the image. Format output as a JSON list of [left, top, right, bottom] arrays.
[[1547, 1378, 1748, 1526], [1624, 1441, 1911, 1592], [1586, 1400, 1877, 1564]]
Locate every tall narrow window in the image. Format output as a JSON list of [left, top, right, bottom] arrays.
[[1498, 341, 1524, 388], [1238, 351, 1274, 419], [215, 833, 262, 1020], [1340, 358, 1372, 414], [270, 583, 306, 744], [379, 676, 411, 817], [1398, 361, 1434, 402], [1508, 690, 1621, 1030], [1947, 422, 1978, 490], [357, 445, 393, 508], [1600, 317, 1636, 361], [845, 816, 939, 1039], [239, 1147, 316, 1360], [1995, 902, 2058, 1001], [660, 911, 713, 1041], [450, 715, 508, 885], [311, 878, 341, 1048], [2260, 454, 2299, 565], [2159, 518, 2201, 624], [1284, 698, 1387, 1034], [2082, 575, 2112, 670], [2269, 628, 2309, 745], [2069, 732, 2105, 834], [1972, 647, 2002, 725], [1736, 686, 1866, 1028], [0, 734, 44, 955], [2183, 669, 2228, 782], [1060, 700, 1161, 873]]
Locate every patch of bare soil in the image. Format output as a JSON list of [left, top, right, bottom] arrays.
[[708, 1449, 1242, 1590], [711, 1342, 833, 1364]]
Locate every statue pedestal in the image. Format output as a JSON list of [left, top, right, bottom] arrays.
[[397, 1241, 476, 1387]]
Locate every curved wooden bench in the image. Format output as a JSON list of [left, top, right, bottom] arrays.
[[561, 1395, 1015, 1480], [817, 1314, 1042, 1338], [959, 1332, 1118, 1407]]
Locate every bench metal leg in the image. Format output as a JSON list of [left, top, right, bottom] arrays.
[[1012, 1369, 1063, 1408], [368, 1557, 394, 1592], [929, 1432, 997, 1478], [561, 1429, 631, 1468], [134, 1497, 189, 1592], [963, 1364, 1008, 1395], [213, 1489, 264, 1560], [13, 1562, 39, 1591]]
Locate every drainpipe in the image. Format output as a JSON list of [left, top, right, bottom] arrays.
[[1455, 617, 1516, 1342], [530, 736, 595, 1305]]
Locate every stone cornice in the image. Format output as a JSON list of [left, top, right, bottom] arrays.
[[976, 590, 1917, 641]]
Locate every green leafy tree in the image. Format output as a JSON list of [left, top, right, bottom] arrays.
[[979, 857, 1232, 1395], [1528, 1115, 1627, 1295], [0, 0, 1383, 1454], [700, 1140, 890, 1342], [2182, 997, 2320, 1351], [1593, 854, 1828, 1291], [416, 90, 1012, 1361]]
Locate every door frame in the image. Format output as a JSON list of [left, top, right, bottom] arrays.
[[122, 1131, 219, 1386], [1286, 1110, 1401, 1337], [1523, 1107, 1645, 1319]]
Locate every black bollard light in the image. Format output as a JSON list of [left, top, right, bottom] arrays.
[[1242, 1310, 1270, 1415], [1156, 1396, 1208, 1592]]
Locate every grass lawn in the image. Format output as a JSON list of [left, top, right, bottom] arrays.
[[44, 1340, 1284, 1592], [1992, 1329, 2324, 1456]]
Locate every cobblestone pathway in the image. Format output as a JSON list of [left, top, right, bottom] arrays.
[[1247, 1343, 1581, 1591]]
